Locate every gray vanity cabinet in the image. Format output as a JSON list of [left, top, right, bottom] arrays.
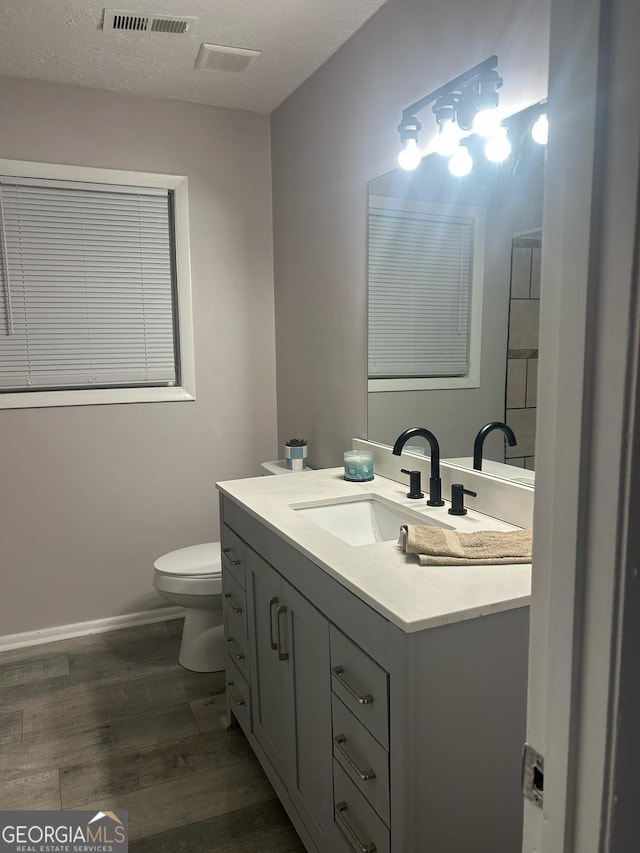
[[245, 548, 290, 778], [245, 547, 339, 851], [220, 493, 529, 853]]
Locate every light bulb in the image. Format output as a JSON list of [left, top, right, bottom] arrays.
[[472, 107, 501, 138], [398, 138, 422, 171], [448, 145, 473, 177], [484, 127, 512, 163], [532, 113, 549, 145], [433, 118, 459, 157]]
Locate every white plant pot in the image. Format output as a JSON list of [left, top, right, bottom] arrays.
[[284, 444, 308, 470]]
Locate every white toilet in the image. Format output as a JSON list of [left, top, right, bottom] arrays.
[[153, 542, 224, 673], [154, 461, 310, 672]]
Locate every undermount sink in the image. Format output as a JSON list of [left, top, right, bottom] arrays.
[[291, 494, 452, 546]]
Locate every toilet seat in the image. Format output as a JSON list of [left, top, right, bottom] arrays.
[[153, 543, 222, 597], [153, 542, 222, 578]]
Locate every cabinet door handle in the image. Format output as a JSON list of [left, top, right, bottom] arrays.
[[333, 735, 376, 781], [331, 666, 374, 705], [222, 548, 242, 566], [226, 637, 245, 661], [226, 680, 245, 707], [223, 593, 242, 614], [276, 605, 289, 661], [335, 801, 377, 853], [268, 597, 279, 650]]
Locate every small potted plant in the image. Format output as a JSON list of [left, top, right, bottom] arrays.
[[284, 437, 308, 470]]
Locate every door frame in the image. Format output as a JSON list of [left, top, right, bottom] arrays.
[[524, 0, 640, 849]]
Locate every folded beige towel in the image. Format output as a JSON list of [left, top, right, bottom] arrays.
[[399, 525, 532, 566]]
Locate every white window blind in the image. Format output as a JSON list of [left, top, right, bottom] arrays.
[[368, 205, 474, 379], [0, 178, 178, 393]]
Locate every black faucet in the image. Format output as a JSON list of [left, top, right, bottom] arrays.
[[473, 422, 517, 471], [400, 468, 424, 500], [392, 427, 444, 506], [448, 483, 477, 516]]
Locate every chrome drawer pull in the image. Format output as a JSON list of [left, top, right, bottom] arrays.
[[269, 597, 279, 650], [333, 735, 376, 781], [226, 681, 245, 707], [222, 548, 242, 566], [276, 605, 289, 661], [226, 637, 245, 661], [335, 801, 376, 853], [332, 666, 374, 705], [223, 593, 242, 614]]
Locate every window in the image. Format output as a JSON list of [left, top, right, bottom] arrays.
[[367, 196, 485, 392], [0, 160, 195, 409]]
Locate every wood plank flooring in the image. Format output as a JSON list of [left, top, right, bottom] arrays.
[[0, 620, 305, 852]]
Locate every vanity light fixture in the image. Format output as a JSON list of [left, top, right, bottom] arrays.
[[531, 112, 549, 145], [484, 126, 512, 163], [467, 70, 503, 136], [432, 96, 459, 157], [397, 135, 423, 171], [448, 141, 474, 177], [397, 55, 503, 171]]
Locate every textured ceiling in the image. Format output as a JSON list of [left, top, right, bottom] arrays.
[[0, 0, 388, 114]]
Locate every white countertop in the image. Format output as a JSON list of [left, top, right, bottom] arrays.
[[217, 468, 532, 633]]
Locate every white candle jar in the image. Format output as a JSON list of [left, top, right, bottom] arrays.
[[343, 450, 374, 482]]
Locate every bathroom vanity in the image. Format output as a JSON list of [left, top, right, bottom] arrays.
[[217, 465, 531, 853]]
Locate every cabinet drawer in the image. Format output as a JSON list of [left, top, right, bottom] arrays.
[[225, 655, 251, 733], [330, 626, 389, 749], [332, 695, 390, 826], [224, 593, 250, 682], [333, 760, 390, 853], [221, 524, 246, 589], [222, 570, 247, 635]]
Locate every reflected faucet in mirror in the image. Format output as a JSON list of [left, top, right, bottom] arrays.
[[392, 427, 444, 506], [473, 422, 517, 471]]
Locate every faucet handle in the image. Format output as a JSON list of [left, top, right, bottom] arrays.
[[448, 483, 477, 516], [400, 468, 424, 500]]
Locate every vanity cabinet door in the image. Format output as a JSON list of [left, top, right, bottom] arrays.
[[281, 580, 336, 848], [246, 545, 339, 851], [245, 548, 290, 780]]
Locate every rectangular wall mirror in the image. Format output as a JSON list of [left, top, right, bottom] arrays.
[[367, 103, 546, 486]]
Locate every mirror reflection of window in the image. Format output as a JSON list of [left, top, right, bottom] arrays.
[[368, 197, 485, 390]]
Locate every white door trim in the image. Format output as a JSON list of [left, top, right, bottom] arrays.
[[525, 0, 640, 849]]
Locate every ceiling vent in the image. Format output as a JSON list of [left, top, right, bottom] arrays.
[[194, 43, 261, 74], [103, 9, 196, 34]]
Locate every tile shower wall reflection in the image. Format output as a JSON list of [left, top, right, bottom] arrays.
[[505, 236, 541, 470]]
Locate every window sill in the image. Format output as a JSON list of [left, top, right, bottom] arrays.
[[0, 386, 196, 410], [368, 372, 480, 392]]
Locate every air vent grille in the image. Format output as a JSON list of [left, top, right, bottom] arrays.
[[150, 18, 189, 34], [194, 43, 261, 74], [103, 9, 196, 34], [111, 13, 149, 31]]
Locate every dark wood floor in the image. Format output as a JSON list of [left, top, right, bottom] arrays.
[[0, 619, 306, 852]]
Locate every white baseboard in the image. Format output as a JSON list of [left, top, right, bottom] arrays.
[[0, 606, 186, 653]]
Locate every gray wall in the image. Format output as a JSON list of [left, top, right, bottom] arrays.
[[271, 0, 550, 468], [0, 76, 277, 636]]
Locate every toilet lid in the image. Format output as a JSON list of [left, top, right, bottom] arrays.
[[154, 542, 222, 577]]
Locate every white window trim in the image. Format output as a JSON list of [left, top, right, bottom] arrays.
[[367, 195, 485, 393], [0, 159, 196, 409]]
